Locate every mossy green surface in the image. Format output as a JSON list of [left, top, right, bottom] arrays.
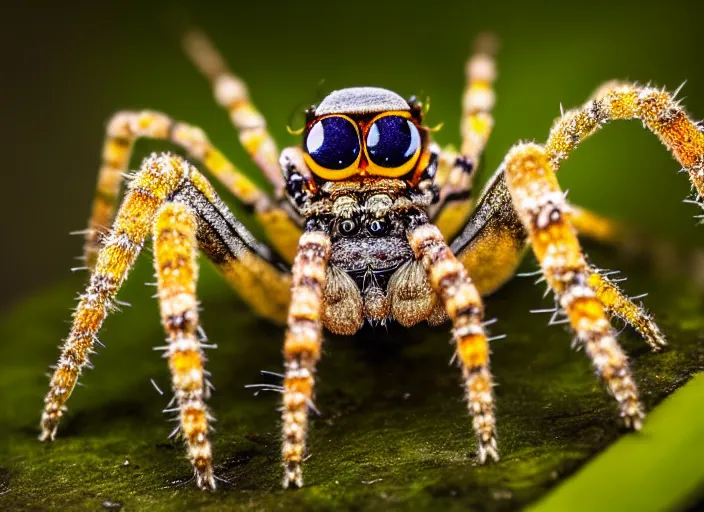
[[0, 246, 702, 511], [530, 373, 704, 512]]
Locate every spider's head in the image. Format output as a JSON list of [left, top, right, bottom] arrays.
[[299, 87, 432, 183]]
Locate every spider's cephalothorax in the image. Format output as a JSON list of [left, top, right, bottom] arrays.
[[283, 87, 448, 333], [39, 29, 704, 490]]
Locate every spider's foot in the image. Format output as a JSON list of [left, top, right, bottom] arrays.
[[38, 409, 63, 441], [194, 459, 216, 491], [466, 368, 499, 464], [621, 402, 646, 431], [477, 435, 499, 464], [628, 304, 667, 352], [612, 380, 645, 431], [283, 462, 303, 489], [643, 324, 667, 353]]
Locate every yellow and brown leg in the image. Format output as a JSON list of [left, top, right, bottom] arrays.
[[586, 271, 665, 350], [408, 222, 498, 462], [504, 143, 644, 427], [572, 205, 704, 288], [90, 109, 301, 266], [153, 202, 215, 489], [41, 153, 190, 441], [434, 33, 499, 240], [531, 80, 704, 350], [182, 29, 284, 193], [85, 110, 280, 269], [546, 81, 704, 201], [452, 80, 702, 317], [450, 167, 670, 353], [42, 153, 291, 489], [563, 207, 666, 348], [281, 230, 331, 488]]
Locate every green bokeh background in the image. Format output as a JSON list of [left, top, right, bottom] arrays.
[[1, 2, 704, 510], [2, 0, 703, 308]]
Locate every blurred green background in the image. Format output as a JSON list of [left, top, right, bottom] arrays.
[[0, 0, 704, 305], [1, 0, 703, 309], [0, 0, 704, 508]]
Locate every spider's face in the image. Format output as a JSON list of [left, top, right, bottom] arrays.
[[283, 88, 440, 326], [301, 87, 429, 182]]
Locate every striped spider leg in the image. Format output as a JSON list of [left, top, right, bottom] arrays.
[[433, 33, 499, 240], [280, 227, 331, 488], [501, 81, 704, 427], [83, 31, 302, 273], [408, 220, 498, 463], [40, 154, 291, 489]]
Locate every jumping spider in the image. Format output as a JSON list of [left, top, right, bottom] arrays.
[[40, 30, 704, 490]]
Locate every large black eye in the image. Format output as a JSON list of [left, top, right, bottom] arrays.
[[367, 217, 390, 237], [338, 218, 360, 237], [366, 116, 421, 168], [304, 116, 360, 170]]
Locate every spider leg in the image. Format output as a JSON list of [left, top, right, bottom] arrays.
[[586, 271, 665, 350], [153, 202, 215, 489], [546, 81, 704, 203], [504, 143, 644, 427], [451, 171, 666, 351], [408, 221, 498, 463], [570, 206, 686, 349], [86, 110, 300, 270], [520, 79, 704, 357], [41, 154, 190, 443], [281, 228, 331, 488], [450, 171, 529, 296], [182, 29, 284, 193], [174, 170, 291, 323], [572, 205, 704, 288], [41, 153, 291, 489], [433, 33, 498, 239]]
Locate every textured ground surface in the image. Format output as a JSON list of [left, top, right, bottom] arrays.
[[0, 246, 702, 511]]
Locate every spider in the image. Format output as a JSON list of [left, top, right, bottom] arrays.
[[39, 30, 704, 491]]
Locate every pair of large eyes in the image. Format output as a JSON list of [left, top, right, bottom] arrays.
[[338, 216, 390, 237], [303, 114, 422, 180]]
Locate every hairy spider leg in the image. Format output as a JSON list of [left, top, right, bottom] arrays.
[[587, 272, 665, 350], [433, 33, 499, 240], [534, 80, 704, 350], [42, 154, 192, 444], [281, 230, 331, 488], [571, 205, 704, 289], [450, 172, 666, 350], [546, 81, 704, 201], [86, 110, 300, 270], [503, 143, 644, 428], [452, 78, 704, 351], [42, 154, 292, 487], [569, 206, 679, 349], [408, 222, 498, 463], [153, 202, 215, 489], [182, 29, 284, 193], [182, 29, 307, 261]]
